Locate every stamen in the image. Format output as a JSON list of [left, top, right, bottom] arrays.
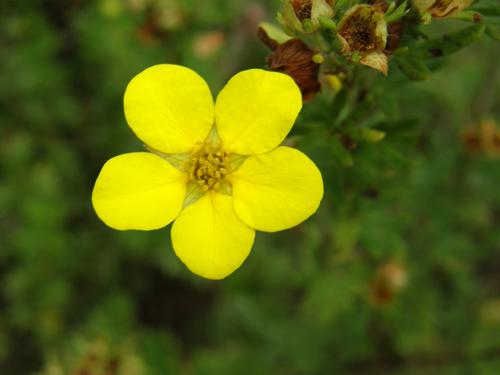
[[185, 143, 232, 192]]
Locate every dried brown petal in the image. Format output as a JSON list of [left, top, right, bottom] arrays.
[[267, 39, 321, 101], [259, 27, 321, 101]]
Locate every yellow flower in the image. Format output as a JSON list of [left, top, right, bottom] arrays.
[[412, 0, 472, 18], [337, 4, 389, 75], [92, 65, 324, 280]]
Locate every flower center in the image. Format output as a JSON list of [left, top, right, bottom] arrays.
[[186, 143, 230, 192], [340, 14, 380, 52], [292, 0, 312, 21]]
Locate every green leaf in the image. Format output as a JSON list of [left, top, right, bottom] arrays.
[[419, 23, 486, 59], [394, 49, 431, 81], [330, 87, 349, 126], [486, 25, 500, 43], [329, 137, 354, 167], [385, 1, 409, 24], [359, 128, 386, 143], [473, 7, 500, 18]]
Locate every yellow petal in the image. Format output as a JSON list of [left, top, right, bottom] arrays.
[[124, 64, 214, 154], [92, 153, 187, 231], [215, 69, 302, 155], [171, 192, 255, 280], [231, 146, 323, 232]]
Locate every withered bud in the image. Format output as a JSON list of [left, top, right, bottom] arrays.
[[412, 0, 473, 18], [279, 0, 335, 34], [291, 0, 334, 21], [370, 262, 408, 306], [258, 27, 321, 101], [462, 118, 500, 159], [137, 12, 169, 44]]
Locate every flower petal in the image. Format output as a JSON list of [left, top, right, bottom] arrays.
[[92, 153, 187, 231], [124, 64, 214, 153], [360, 52, 388, 76], [231, 146, 323, 232], [171, 192, 255, 280], [215, 69, 302, 155]]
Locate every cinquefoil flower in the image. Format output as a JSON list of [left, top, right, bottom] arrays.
[[412, 0, 472, 18], [92, 65, 324, 279]]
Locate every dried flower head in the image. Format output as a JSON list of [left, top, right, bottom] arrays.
[[412, 0, 472, 18], [258, 26, 321, 101], [337, 4, 389, 75], [462, 118, 500, 159], [279, 0, 335, 34], [39, 339, 144, 375], [370, 262, 408, 306]]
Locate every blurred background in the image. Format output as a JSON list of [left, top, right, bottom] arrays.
[[1, 0, 500, 374]]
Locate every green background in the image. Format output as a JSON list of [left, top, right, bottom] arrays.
[[1, 0, 499, 373]]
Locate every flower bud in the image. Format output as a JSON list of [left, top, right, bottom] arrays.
[[337, 4, 389, 75], [412, 0, 472, 19], [323, 74, 343, 93], [279, 0, 335, 34], [312, 53, 325, 63], [360, 128, 386, 143]]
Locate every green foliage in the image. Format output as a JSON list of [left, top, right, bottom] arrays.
[[1, 0, 500, 374]]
